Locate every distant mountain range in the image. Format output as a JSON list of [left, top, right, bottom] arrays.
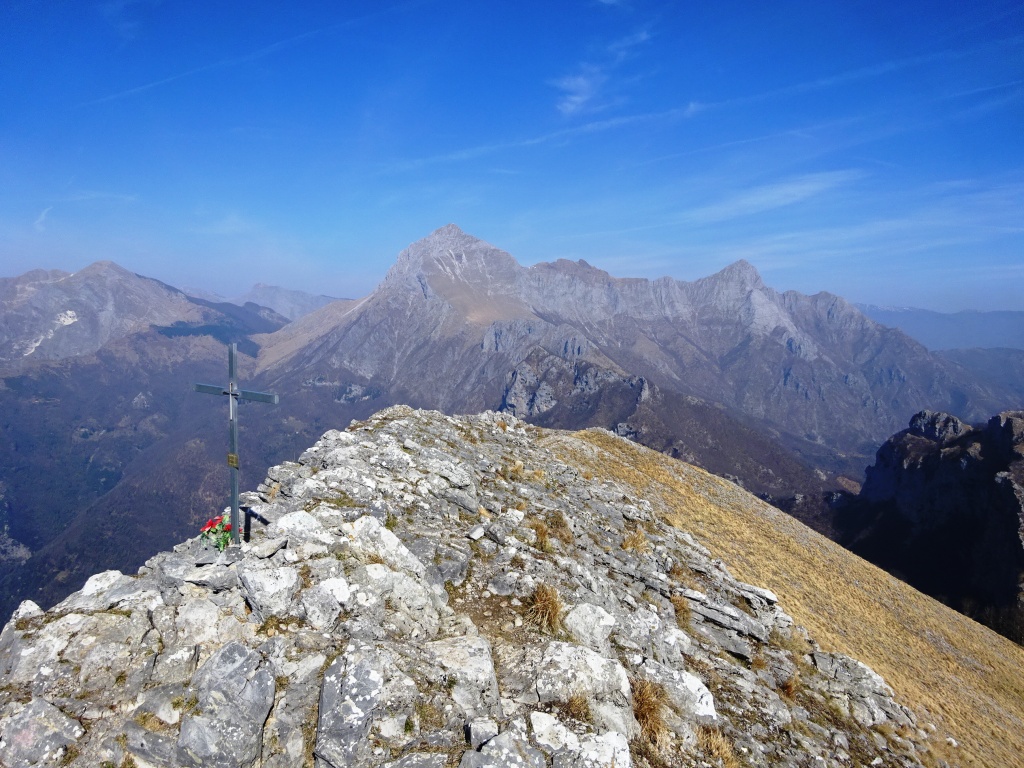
[[2, 225, 1023, 635], [857, 303, 1024, 351], [184, 283, 341, 321]]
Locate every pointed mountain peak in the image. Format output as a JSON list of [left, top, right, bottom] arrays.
[[717, 259, 764, 287], [388, 225, 521, 280], [417, 223, 493, 254], [431, 222, 466, 237], [78, 260, 135, 279]]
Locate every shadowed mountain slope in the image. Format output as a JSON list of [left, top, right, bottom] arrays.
[[836, 409, 1024, 643]]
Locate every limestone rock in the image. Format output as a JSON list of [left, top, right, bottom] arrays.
[[0, 406, 936, 768]]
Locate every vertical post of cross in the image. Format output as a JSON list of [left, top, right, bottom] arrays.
[[194, 343, 279, 547], [227, 343, 241, 545]]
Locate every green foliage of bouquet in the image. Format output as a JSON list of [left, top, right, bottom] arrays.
[[200, 514, 232, 551]]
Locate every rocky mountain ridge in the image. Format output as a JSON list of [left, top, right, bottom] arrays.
[[2, 226, 1023, 663], [0, 263, 289, 373], [257, 225, 1019, 475], [0, 407, 973, 768]]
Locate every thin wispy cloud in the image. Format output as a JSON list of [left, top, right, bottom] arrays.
[[99, 0, 162, 41], [552, 66, 608, 115], [682, 170, 865, 224], [62, 189, 137, 203], [681, 36, 1023, 123], [382, 108, 681, 173], [550, 27, 651, 115], [397, 39, 1004, 174], [82, 2, 425, 106], [33, 207, 53, 232], [192, 212, 259, 236]]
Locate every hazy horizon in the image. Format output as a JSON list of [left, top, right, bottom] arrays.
[[2, 1, 1021, 310]]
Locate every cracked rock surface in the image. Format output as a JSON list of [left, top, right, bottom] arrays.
[[0, 406, 939, 767]]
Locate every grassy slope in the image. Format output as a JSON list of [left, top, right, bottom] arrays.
[[551, 430, 1024, 768]]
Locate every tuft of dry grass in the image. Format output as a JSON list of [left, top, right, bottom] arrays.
[[780, 674, 800, 700], [631, 677, 669, 744], [559, 429, 1024, 768], [526, 582, 564, 634], [133, 710, 171, 733], [530, 520, 554, 553], [550, 511, 574, 544], [622, 527, 651, 553], [415, 700, 445, 730], [670, 594, 692, 628], [559, 692, 592, 723], [667, 561, 688, 580], [697, 725, 740, 768]]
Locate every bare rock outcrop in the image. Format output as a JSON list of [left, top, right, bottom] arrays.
[[840, 409, 1024, 643], [0, 407, 941, 767]]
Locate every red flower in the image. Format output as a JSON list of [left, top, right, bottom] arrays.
[[224, 524, 232, 532], [201, 518, 216, 533]]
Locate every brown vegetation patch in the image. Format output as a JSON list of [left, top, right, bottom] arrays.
[[558, 692, 593, 724], [415, 700, 445, 730], [550, 511, 574, 544], [696, 725, 739, 768], [780, 674, 800, 700], [529, 520, 554, 553], [631, 678, 669, 744], [622, 527, 651, 553], [669, 594, 691, 628], [526, 583, 564, 634]]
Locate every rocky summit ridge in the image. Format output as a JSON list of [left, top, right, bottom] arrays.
[[0, 407, 973, 768]]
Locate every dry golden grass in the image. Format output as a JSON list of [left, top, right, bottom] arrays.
[[529, 519, 554, 553], [526, 582, 564, 634], [669, 594, 692, 628], [780, 674, 800, 700], [559, 692, 593, 723], [550, 511, 574, 544], [551, 429, 1024, 768], [697, 725, 740, 768], [631, 677, 669, 744], [622, 527, 651, 553]]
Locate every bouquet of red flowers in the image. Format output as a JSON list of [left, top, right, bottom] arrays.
[[200, 514, 232, 551]]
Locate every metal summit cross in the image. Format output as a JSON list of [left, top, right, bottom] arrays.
[[194, 343, 279, 546]]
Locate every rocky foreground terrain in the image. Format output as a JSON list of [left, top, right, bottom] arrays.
[[5, 407, 1014, 768]]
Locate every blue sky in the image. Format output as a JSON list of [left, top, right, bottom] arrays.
[[1, 1, 1021, 310]]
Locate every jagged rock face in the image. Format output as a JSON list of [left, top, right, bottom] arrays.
[[0, 407, 935, 768], [839, 409, 1024, 642]]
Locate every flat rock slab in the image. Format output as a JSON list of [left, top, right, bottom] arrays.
[[316, 647, 386, 768], [0, 698, 84, 767], [459, 731, 545, 768], [427, 635, 502, 719], [176, 641, 275, 767]]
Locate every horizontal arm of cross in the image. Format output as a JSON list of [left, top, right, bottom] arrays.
[[239, 389, 279, 405], [193, 383, 278, 404], [194, 383, 227, 396]]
